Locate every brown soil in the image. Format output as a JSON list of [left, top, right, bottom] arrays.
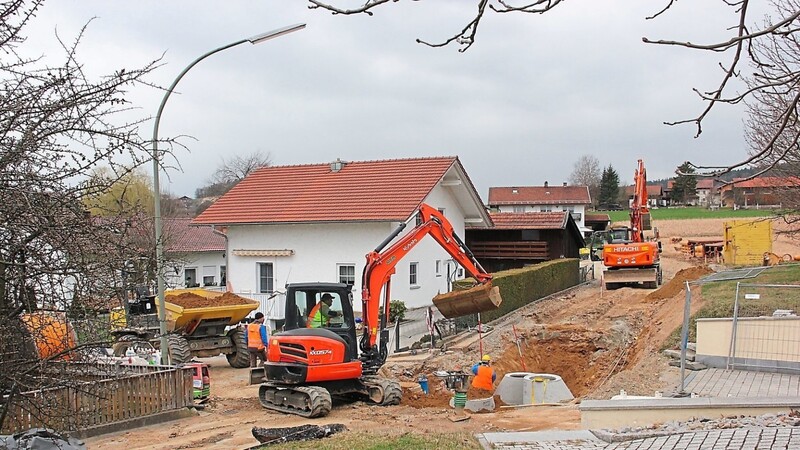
[[166, 292, 254, 309], [84, 218, 800, 449]]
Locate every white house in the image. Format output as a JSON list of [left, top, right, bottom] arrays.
[[192, 156, 491, 316], [163, 218, 227, 289], [488, 183, 591, 231]]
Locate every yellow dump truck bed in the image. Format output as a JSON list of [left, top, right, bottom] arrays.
[[163, 289, 259, 331]]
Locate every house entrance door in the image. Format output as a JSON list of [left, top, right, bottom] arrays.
[[185, 268, 197, 288]]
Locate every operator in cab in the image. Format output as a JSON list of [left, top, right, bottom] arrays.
[[307, 293, 339, 328], [245, 312, 269, 367], [471, 354, 497, 392]]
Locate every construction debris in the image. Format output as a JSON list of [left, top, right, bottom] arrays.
[[250, 424, 346, 446], [433, 284, 502, 318]]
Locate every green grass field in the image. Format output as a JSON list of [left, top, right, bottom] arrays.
[[605, 207, 773, 222], [663, 264, 800, 349]]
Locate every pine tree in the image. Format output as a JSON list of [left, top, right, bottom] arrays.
[[672, 162, 697, 204], [598, 165, 620, 207]]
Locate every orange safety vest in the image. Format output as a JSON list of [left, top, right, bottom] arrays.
[[247, 322, 264, 350], [307, 303, 327, 328], [472, 364, 495, 391]]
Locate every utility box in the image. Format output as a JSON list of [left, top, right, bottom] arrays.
[[723, 219, 772, 265]]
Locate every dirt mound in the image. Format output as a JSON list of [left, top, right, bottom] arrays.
[[644, 266, 713, 302], [166, 291, 255, 308]]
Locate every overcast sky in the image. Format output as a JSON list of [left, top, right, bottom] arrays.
[[25, 1, 764, 200]]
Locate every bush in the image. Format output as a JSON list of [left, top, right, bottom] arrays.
[[389, 300, 407, 323], [453, 259, 580, 324]]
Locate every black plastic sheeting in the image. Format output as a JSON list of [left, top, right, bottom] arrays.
[[251, 423, 347, 446], [0, 429, 85, 450]]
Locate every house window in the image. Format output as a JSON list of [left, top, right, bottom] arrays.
[[338, 264, 356, 286], [435, 260, 442, 277], [513, 205, 525, 213], [220, 265, 227, 286], [184, 268, 198, 288], [540, 206, 552, 212], [409, 262, 419, 286], [202, 265, 216, 286], [415, 213, 423, 226], [258, 263, 274, 293]]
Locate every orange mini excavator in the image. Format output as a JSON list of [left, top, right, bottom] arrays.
[[251, 203, 501, 417], [601, 159, 663, 289]]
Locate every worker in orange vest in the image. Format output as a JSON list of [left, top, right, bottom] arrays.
[[471, 354, 496, 392], [244, 312, 268, 367]]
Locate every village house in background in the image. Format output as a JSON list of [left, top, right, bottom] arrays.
[[465, 212, 585, 273], [192, 156, 492, 312], [163, 218, 227, 289], [721, 176, 800, 208], [487, 183, 591, 234], [695, 179, 722, 208], [625, 184, 668, 207]]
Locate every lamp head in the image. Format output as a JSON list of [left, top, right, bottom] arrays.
[[248, 23, 306, 44]]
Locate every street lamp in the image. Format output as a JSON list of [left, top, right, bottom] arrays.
[[151, 23, 305, 364]]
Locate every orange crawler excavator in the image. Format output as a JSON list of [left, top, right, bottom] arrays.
[[251, 203, 502, 418], [601, 159, 663, 289]]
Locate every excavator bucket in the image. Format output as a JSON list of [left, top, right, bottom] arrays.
[[432, 283, 502, 319]]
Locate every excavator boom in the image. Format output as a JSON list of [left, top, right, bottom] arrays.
[[359, 203, 501, 368]]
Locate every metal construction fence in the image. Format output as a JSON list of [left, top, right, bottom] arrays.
[[727, 283, 800, 373], [677, 264, 800, 393]]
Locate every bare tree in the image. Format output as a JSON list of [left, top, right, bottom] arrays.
[[0, 0, 163, 432], [211, 150, 272, 185], [569, 155, 601, 205]]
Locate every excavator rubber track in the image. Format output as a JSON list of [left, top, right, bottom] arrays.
[[362, 376, 402, 405], [258, 384, 332, 418]]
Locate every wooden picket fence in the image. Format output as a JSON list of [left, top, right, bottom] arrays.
[[1, 364, 194, 433]]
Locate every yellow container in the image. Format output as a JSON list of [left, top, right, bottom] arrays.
[[162, 289, 259, 331], [723, 219, 773, 265]]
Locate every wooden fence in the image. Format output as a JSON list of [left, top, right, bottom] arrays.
[[469, 241, 549, 259], [1, 364, 194, 433]]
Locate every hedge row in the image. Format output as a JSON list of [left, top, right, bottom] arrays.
[[453, 258, 580, 324]]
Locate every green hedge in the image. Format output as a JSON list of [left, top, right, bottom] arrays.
[[454, 259, 580, 324]]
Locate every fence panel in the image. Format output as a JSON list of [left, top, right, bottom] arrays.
[[1, 365, 194, 434], [728, 283, 800, 373]]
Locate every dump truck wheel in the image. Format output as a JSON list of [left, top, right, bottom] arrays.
[[112, 334, 139, 356], [167, 334, 191, 365], [226, 329, 250, 368]]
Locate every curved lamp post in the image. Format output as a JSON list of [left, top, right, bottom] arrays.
[[152, 24, 306, 364]]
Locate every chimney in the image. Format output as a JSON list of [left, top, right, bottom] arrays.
[[563, 182, 567, 187], [544, 181, 549, 187], [330, 158, 346, 172]]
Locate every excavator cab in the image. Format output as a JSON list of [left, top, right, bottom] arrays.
[[282, 283, 359, 362]]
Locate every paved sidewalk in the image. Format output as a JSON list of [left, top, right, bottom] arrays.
[[685, 368, 800, 398], [478, 428, 800, 449]]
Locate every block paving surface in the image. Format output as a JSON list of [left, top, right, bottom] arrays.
[[479, 369, 800, 449], [480, 427, 800, 450]]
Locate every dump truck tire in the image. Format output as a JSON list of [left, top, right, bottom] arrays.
[[167, 334, 191, 365], [112, 334, 139, 356], [226, 329, 250, 368]]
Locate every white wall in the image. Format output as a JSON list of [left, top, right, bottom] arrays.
[[225, 185, 469, 311], [166, 251, 226, 289]]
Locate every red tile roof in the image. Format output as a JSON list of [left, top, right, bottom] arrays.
[[469, 212, 568, 230], [695, 179, 717, 190], [488, 185, 591, 205], [624, 185, 664, 196], [726, 176, 800, 189], [193, 157, 460, 225], [584, 213, 611, 223], [164, 218, 225, 253]]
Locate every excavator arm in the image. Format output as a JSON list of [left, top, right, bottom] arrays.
[[630, 159, 650, 243], [359, 203, 493, 371]]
